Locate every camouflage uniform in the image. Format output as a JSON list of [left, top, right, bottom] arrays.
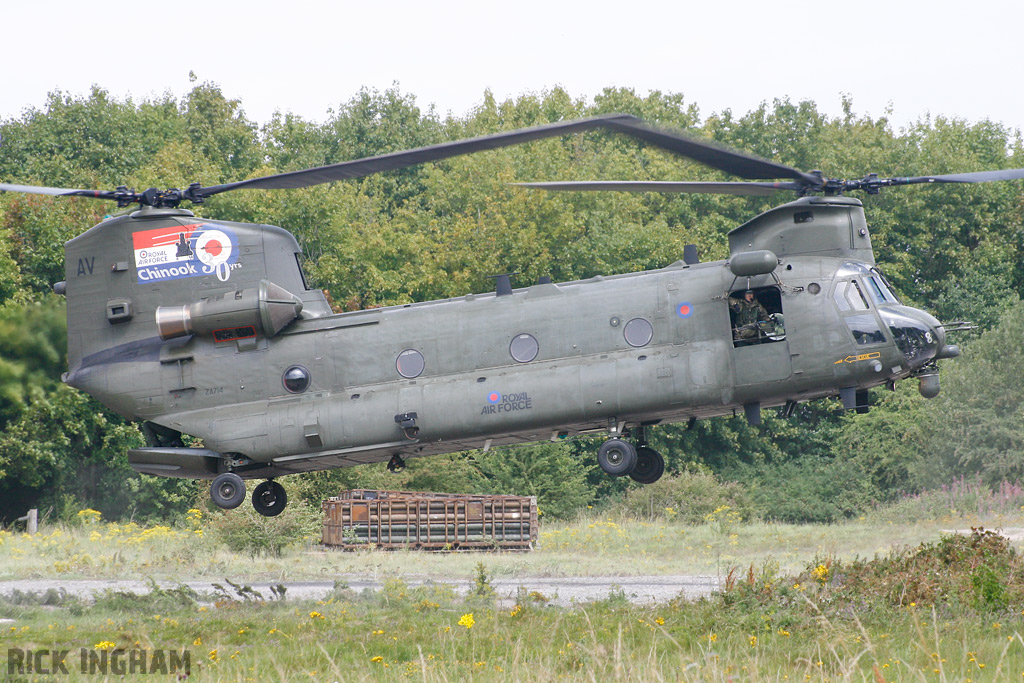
[[730, 295, 769, 341]]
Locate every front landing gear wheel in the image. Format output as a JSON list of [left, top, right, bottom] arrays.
[[252, 480, 288, 517], [211, 472, 246, 509], [630, 446, 665, 484], [597, 439, 637, 477]]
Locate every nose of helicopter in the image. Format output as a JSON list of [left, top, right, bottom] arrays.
[[879, 306, 956, 368], [879, 306, 959, 398]]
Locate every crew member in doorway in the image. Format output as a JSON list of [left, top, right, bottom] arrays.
[[729, 290, 769, 343]]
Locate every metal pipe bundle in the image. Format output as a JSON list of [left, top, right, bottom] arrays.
[[322, 490, 538, 551]]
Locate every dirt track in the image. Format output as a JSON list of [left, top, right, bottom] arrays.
[[0, 574, 719, 607]]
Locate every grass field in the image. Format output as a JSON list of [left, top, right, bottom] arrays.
[[3, 568, 1024, 681], [2, 506, 1020, 583], [4, 508, 1024, 680]]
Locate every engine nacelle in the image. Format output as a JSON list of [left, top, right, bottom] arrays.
[[156, 280, 303, 341]]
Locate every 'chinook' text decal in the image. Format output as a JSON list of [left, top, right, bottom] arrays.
[[132, 223, 240, 283]]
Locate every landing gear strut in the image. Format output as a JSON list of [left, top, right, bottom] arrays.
[[252, 480, 288, 517], [387, 454, 406, 473]]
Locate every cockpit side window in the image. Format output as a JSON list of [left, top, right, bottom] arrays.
[[832, 276, 888, 346], [845, 314, 886, 346], [832, 279, 869, 311], [833, 281, 851, 311], [849, 281, 869, 310]]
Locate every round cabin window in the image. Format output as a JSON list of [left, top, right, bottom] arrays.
[[509, 333, 539, 363], [396, 349, 425, 378], [282, 365, 311, 393], [623, 318, 654, 348]]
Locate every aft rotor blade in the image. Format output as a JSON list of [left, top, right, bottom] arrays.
[[198, 114, 644, 197], [0, 183, 123, 201], [602, 118, 819, 185], [514, 180, 803, 196]]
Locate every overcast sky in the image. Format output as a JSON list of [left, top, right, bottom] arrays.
[[4, 0, 1023, 135]]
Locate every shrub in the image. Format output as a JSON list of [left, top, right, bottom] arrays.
[[92, 581, 198, 612], [869, 476, 1024, 523], [208, 498, 320, 558], [730, 457, 875, 523], [615, 471, 752, 523], [792, 528, 1023, 612]]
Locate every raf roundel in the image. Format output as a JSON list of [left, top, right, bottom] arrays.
[[487, 391, 502, 404], [195, 229, 233, 267], [676, 302, 694, 319]]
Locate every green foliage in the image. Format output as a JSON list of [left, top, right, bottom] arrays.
[[92, 581, 198, 613], [868, 477, 1024, 523], [912, 299, 1024, 487], [792, 528, 1023, 612], [472, 443, 592, 519], [0, 363, 197, 523], [208, 498, 320, 558], [0, 382, 141, 490], [614, 471, 751, 523], [288, 443, 590, 521], [0, 295, 66, 427], [729, 457, 877, 524], [471, 561, 495, 599]]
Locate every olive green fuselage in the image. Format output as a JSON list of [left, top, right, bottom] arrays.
[[62, 197, 941, 479]]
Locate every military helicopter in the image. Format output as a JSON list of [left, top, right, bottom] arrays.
[[3, 113, 1020, 517]]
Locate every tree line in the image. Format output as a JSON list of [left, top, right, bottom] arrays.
[[1, 82, 1022, 523]]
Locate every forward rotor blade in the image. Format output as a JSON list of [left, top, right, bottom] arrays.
[[895, 167, 1024, 185], [601, 118, 819, 185], [198, 114, 644, 198], [514, 180, 803, 196], [0, 183, 122, 201]]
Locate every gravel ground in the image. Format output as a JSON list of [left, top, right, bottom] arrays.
[[0, 574, 720, 607]]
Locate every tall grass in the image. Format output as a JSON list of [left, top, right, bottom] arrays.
[[873, 476, 1024, 523]]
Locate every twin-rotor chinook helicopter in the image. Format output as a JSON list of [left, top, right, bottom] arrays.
[[4, 113, 1021, 517]]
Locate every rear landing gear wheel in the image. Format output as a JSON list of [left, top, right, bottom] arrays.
[[211, 472, 246, 510], [597, 439, 637, 477], [252, 480, 288, 517], [630, 446, 665, 484]]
